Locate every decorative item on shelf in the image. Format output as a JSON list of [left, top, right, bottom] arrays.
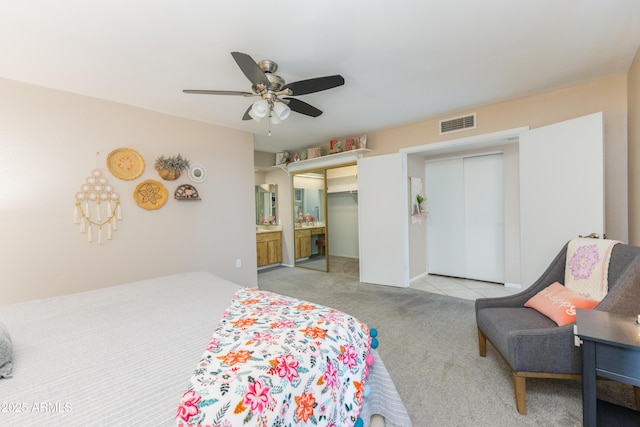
[[307, 147, 322, 159], [275, 152, 286, 165], [410, 177, 426, 224], [73, 168, 122, 244], [416, 194, 427, 213], [175, 184, 201, 200], [330, 139, 343, 153], [187, 164, 207, 183], [358, 134, 367, 149], [134, 179, 168, 210], [154, 154, 190, 181], [345, 138, 356, 151], [106, 147, 145, 180]]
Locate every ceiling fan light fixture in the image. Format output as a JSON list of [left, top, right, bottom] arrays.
[[269, 113, 281, 125], [273, 101, 291, 120], [248, 108, 263, 122], [251, 99, 269, 118]]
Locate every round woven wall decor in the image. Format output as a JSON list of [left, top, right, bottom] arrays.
[[107, 148, 145, 180], [134, 179, 168, 210]]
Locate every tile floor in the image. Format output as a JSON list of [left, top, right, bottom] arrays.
[[410, 274, 521, 301], [324, 256, 521, 301]]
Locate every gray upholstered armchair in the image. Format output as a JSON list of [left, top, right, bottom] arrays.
[[475, 241, 640, 414]]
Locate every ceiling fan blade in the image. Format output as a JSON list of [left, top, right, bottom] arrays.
[[231, 51, 270, 87], [282, 75, 344, 96], [242, 105, 253, 121], [284, 97, 323, 117], [183, 89, 254, 96]]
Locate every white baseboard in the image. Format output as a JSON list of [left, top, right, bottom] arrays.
[[257, 263, 294, 271], [504, 282, 522, 290]]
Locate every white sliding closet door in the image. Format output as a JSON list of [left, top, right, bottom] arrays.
[[426, 154, 504, 282], [464, 155, 504, 282], [425, 159, 466, 277]]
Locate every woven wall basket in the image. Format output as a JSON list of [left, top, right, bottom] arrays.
[[156, 167, 181, 181], [134, 180, 168, 210], [107, 148, 145, 180]]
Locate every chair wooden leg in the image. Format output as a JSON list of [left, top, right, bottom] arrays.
[[477, 327, 487, 357], [634, 386, 640, 410], [512, 373, 527, 415]]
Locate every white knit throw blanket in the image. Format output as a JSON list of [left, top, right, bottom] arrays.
[[564, 238, 620, 301]]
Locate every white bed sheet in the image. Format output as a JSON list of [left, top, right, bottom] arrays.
[[0, 272, 411, 426]]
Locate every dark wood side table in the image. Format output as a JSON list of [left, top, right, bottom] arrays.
[[576, 309, 640, 426]]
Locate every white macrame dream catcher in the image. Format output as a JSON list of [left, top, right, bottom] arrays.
[[73, 169, 122, 244]]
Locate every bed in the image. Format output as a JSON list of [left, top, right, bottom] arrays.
[[0, 272, 411, 426]]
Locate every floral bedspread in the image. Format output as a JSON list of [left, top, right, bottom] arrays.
[[176, 287, 372, 427]]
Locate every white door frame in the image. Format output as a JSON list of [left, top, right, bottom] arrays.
[[400, 127, 527, 286], [400, 127, 528, 156]]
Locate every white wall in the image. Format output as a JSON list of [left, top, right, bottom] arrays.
[[327, 193, 359, 258], [1, 78, 257, 304], [327, 165, 359, 258]]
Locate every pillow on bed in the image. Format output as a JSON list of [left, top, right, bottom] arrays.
[[0, 320, 12, 378], [524, 281, 599, 326]]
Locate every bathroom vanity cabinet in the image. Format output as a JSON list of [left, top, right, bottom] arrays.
[[256, 231, 282, 267], [294, 227, 326, 260], [294, 228, 311, 260]]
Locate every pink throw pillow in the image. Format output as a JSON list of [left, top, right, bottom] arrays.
[[524, 282, 599, 326]]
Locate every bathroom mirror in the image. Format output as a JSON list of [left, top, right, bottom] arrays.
[[293, 171, 327, 272], [255, 184, 277, 225]]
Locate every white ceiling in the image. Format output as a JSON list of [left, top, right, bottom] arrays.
[[2, 1, 640, 153]]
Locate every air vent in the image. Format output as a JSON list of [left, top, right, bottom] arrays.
[[439, 113, 476, 134]]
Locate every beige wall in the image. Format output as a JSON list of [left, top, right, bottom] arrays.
[[1, 78, 257, 304], [628, 47, 640, 245], [254, 151, 276, 170], [368, 76, 629, 244]]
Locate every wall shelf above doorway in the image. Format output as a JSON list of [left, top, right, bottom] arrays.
[[275, 148, 371, 174]]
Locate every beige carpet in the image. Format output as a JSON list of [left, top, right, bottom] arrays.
[[258, 266, 637, 427]]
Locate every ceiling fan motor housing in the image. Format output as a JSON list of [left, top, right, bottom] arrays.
[[266, 74, 285, 91], [256, 60, 286, 91], [258, 59, 277, 74]]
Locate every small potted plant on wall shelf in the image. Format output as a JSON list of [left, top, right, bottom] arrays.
[[155, 154, 190, 181], [416, 194, 427, 213]]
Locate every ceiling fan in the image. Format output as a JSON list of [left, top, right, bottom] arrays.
[[183, 52, 345, 125]]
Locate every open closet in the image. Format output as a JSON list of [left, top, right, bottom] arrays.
[[292, 164, 359, 273], [327, 165, 359, 259]]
